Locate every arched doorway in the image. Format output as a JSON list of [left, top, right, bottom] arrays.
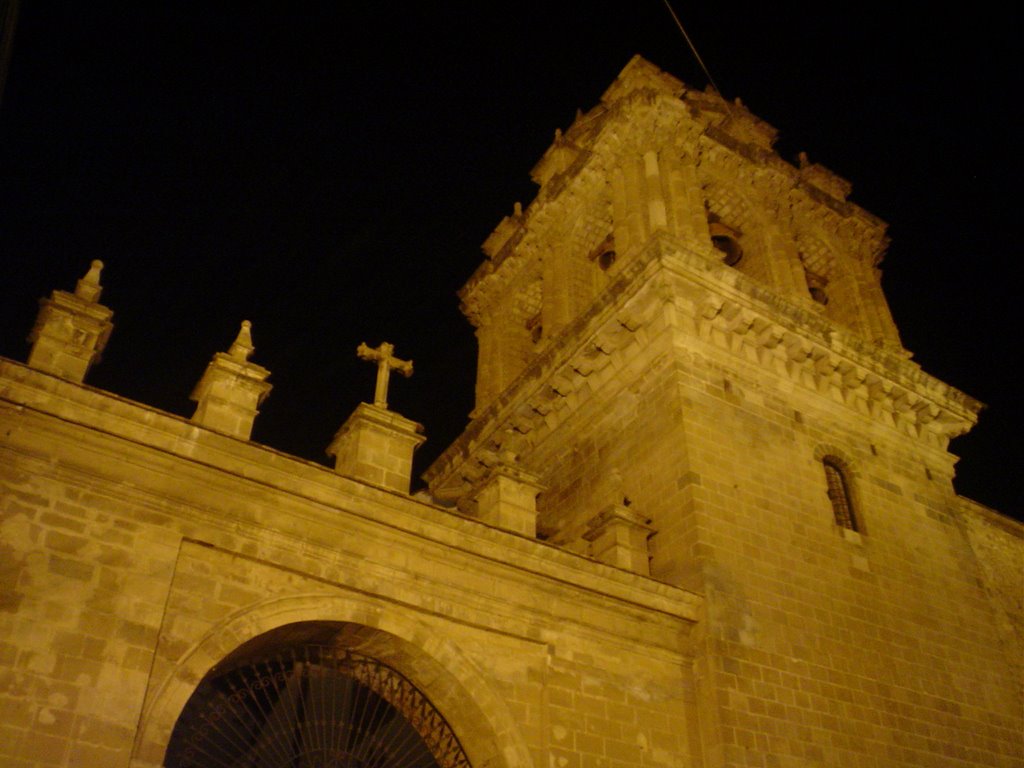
[[164, 624, 471, 768]]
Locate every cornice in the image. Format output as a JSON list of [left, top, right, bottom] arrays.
[[426, 239, 667, 498], [0, 358, 701, 623], [464, 61, 892, 326], [428, 234, 982, 500], [665, 248, 982, 448]]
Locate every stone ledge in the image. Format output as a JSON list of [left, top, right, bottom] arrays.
[[0, 359, 701, 624], [429, 232, 982, 505]]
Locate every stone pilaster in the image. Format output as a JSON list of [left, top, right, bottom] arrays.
[[27, 260, 114, 383], [190, 321, 272, 440], [474, 466, 544, 537], [326, 403, 425, 493], [583, 504, 653, 575]]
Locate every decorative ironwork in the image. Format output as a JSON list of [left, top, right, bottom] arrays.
[[165, 645, 471, 768], [823, 457, 857, 531]]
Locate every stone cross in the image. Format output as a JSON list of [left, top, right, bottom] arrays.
[[356, 341, 413, 409]]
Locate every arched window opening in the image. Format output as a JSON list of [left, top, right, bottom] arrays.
[[708, 221, 743, 266], [526, 312, 542, 344], [804, 266, 829, 305], [165, 643, 471, 768], [587, 233, 617, 272], [823, 457, 857, 531]]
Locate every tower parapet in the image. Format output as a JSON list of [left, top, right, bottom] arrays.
[[457, 55, 906, 420]]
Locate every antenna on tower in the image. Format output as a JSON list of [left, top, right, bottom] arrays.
[[0, 0, 19, 107], [660, 0, 723, 95]]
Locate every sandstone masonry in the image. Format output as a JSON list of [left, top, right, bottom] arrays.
[[1, 56, 1020, 768]]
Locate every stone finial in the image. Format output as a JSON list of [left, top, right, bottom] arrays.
[[605, 467, 628, 506], [74, 260, 104, 302], [190, 321, 272, 440], [356, 341, 413, 410], [27, 261, 114, 382], [796, 151, 853, 201], [228, 320, 255, 362]]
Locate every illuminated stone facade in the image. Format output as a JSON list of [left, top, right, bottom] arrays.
[[1, 56, 1021, 767]]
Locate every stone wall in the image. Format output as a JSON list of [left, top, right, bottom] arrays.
[[426, 52, 1022, 764], [435, 234, 1024, 766], [668, 292, 1021, 766], [959, 497, 1024, 698], [0, 359, 701, 767], [4, 53, 1023, 768]]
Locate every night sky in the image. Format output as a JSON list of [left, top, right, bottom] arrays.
[[1, 4, 1018, 517]]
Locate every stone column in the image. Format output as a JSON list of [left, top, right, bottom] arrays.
[[190, 321, 272, 440], [664, 151, 711, 250], [474, 466, 544, 537], [611, 155, 647, 258], [471, 321, 497, 416], [583, 504, 653, 575], [27, 260, 114, 383], [326, 403, 425, 494]]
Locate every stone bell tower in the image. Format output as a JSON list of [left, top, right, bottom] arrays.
[[424, 55, 967, 572], [426, 56, 1019, 767]]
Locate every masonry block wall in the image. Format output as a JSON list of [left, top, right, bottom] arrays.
[[430, 237, 1024, 766], [2, 53, 1022, 768], [660, 264, 1021, 766], [959, 498, 1024, 691], [427, 56, 1024, 768], [0, 359, 701, 767]]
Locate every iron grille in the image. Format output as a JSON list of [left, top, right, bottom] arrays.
[[823, 458, 857, 531], [165, 645, 471, 768]]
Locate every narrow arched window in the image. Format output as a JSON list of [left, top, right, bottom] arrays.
[[802, 264, 830, 305], [822, 457, 857, 531]]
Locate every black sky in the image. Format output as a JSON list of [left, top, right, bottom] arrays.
[[0, 3, 1018, 517]]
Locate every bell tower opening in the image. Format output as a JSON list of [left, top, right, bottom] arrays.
[[709, 222, 743, 266]]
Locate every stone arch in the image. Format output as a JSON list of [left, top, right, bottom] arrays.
[[700, 179, 773, 285], [566, 205, 615, 308], [514, 277, 544, 348], [133, 593, 533, 768], [795, 233, 836, 302], [490, 263, 543, 391], [795, 231, 868, 335]]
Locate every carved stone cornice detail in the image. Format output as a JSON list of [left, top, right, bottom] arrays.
[[680, 256, 981, 447], [469, 55, 896, 330], [699, 138, 889, 269], [426, 239, 672, 500], [432, 232, 981, 506]]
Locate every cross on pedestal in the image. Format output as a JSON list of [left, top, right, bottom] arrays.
[[356, 342, 413, 410]]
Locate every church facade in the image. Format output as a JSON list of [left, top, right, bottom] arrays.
[[1, 56, 1020, 768]]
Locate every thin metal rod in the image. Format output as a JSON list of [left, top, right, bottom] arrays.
[[661, 0, 723, 95]]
